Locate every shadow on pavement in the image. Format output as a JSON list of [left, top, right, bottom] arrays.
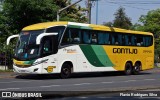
[[15, 71, 152, 80]]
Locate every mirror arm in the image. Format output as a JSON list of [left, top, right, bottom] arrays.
[[36, 33, 58, 45], [7, 35, 19, 45]]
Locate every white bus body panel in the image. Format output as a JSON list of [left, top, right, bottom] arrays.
[[13, 45, 116, 74]]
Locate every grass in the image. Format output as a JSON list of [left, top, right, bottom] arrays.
[[157, 66, 160, 68], [0, 69, 13, 72]]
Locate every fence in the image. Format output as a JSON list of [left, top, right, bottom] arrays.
[[0, 48, 13, 70]]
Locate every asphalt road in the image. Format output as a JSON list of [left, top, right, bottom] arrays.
[[0, 68, 159, 99]]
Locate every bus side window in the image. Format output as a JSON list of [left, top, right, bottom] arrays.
[[118, 34, 122, 45], [111, 34, 118, 45], [122, 35, 125, 45], [124, 35, 129, 46], [136, 35, 144, 46], [82, 30, 91, 44], [131, 35, 136, 46], [98, 32, 104, 44], [70, 28, 81, 44], [145, 36, 152, 46], [46, 26, 65, 42], [115, 34, 119, 45], [128, 35, 132, 45], [61, 29, 72, 45], [43, 37, 53, 55], [98, 32, 111, 45], [91, 32, 97, 44]]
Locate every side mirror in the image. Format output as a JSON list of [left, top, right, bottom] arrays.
[[7, 35, 19, 45], [36, 33, 58, 45]]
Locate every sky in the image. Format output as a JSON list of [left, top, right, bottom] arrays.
[[72, 0, 160, 25]]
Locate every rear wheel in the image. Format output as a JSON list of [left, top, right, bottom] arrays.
[[124, 62, 132, 75], [60, 63, 72, 79], [132, 63, 141, 75]]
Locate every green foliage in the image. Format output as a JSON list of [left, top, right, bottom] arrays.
[[103, 22, 113, 27], [113, 7, 132, 29], [134, 9, 160, 62], [2, 0, 58, 33], [0, 0, 87, 35], [137, 9, 160, 35], [0, 0, 87, 50], [103, 6, 132, 29]]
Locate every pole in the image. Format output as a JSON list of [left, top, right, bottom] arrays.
[[57, 12, 60, 21], [57, 0, 83, 21], [87, 0, 92, 24], [96, 0, 98, 24]]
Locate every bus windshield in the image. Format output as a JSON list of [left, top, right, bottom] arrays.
[[14, 30, 44, 60]]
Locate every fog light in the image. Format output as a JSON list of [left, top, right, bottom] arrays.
[[33, 68, 39, 72]]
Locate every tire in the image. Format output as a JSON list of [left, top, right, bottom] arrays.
[[124, 62, 132, 75], [60, 63, 72, 79], [132, 63, 140, 75]]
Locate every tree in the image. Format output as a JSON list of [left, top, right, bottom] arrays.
[[57, 0, 87, 23], [0, 0, 87, 43], [113, 6, 132, 29], [103, 6, 132, 29], [0, 0, 59, 43], [137, 9, 160, 35], [103, 22, 113, 27], [136, 9, 160, 62], [0, 0, 87, 56]]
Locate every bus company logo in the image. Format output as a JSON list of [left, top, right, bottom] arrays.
[[2, 92, 11, 97], [113, 48, 138, 54], [143, 50, 152, 53], [63, 48, 77, 53]]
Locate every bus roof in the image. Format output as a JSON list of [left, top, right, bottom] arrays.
[[22, 21, 153, 35]]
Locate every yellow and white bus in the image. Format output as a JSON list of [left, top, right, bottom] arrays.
[[7, 21, 154, 78]]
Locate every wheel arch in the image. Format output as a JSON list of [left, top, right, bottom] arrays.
[[61, 61, 73, 72], [125, 61, 133, 68]]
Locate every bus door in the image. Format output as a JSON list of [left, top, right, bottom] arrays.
[[41, 36, 58, 73]]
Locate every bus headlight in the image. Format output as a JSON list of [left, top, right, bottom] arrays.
[[32, 59, 48, 66]]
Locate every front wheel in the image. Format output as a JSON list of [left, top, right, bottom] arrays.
[[60, 63, 72, 79]]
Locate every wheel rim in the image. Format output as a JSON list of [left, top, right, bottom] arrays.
[[126, 67, 131, 74], [125, 63, 132, 75], [62, 68, 70, 76], [135, 65, 140, 72]]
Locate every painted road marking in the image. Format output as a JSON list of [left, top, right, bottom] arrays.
[[0, 78, 157, 91], [144, 79, 156, 81], [0, 80, 41, 84], [74, 83, 91, 86], [40, 85, 60, 88], [124, 80, 137, 82], [0, 88, 20, 91], [101, 82, 114, 84]]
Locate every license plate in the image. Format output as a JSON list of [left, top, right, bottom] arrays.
[[19, 70, 27, 73]]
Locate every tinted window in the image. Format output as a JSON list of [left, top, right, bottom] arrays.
[[136, 35, 144, 46], [70, 28, 81, 44], [145, 36, 152, 46], [42, 37, 53, 55], [46, 26, 65, 41], [60, 27, 153, 47], [98, 32, 110, 45], [82, 30, 91, 44], [91, 32, 97, 44], [61, 28, 82, 45], [61, 28, 71, 45]]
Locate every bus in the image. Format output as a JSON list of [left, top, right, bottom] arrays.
[[7, 21, 154, 78]]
